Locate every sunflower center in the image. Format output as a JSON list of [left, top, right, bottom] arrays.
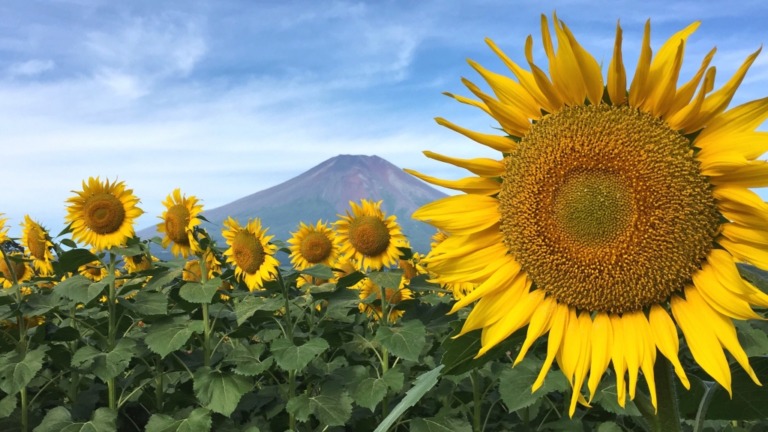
[[165, 204, 191, 245], [232, 231, 266, 274], [499, 105, 720, 314], [348, 216, 391, 256], [300, 232, 332, 264], [553, 172, 633, 245], [83, 193, 126, 235]]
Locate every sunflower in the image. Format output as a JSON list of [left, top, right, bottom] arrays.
[[409, 16, 768, 416], [20, 215, 55, 276], [79, 259, 109, 282], [182, 247, 221, 282], [357, 277, 413, 323], [65, 177, 143, 250], [222, 217, 279, 291], [157, 189, 203, 258], [0, 251, 33, 288], [123, 253, 157, 274], [288, 220, 340, 270], [335, 199, 407, 272]]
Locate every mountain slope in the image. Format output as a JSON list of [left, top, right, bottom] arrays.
[[139, 155, 446, 254]]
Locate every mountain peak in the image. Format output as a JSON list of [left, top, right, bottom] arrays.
[[140, 155, 446, 253]]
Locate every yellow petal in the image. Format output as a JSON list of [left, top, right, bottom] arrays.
[[671, 290, 733, 394], [707, 160, 768, 188], [467, 59, 541, 119], [607, 21, 627, 106], [621, 312, 645, 400], [567, 312, 593, 418], [459, 274, 530, 336], [667, 47, 716, 117], [628, 20, 652, 107], [707, 248, 768, 308], [643, 21, 699, 116], [461, 78, 531, 136], [443, 92, 492, 117], [485, 37, 555, 114], [404, 169, 501, 195], [713, 186, 768, 228], [525, 35, 564, 111], [695, 97, 768, 158], [434, 117, 517, 153], [477, 288, 543, 357], [533, 303, 569, 392], [691, 261, 763, 320], [610, 314, 628, 407], [422, 151, 505, 177], [448, 256, 522, 312], [514, 295, 556, 365], [588, 313, 613, 401], [648, 305, 690, 389], [719, 237, 768, 271], [412, 194, 499, 235], [559, 20, 604, 106]]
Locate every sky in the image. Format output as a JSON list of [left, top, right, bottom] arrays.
[[2, 0, 768, 238]]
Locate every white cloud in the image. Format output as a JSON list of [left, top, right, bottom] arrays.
[[6, 59, 55, 77]]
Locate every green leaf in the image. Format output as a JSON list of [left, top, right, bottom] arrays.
[[382, 366, 405, 392], [234, 295, 284, 326], [0, 394, 16, 418], [351, 377, 388, 411], [145, 408, 212, 432], [374, 319, 426, 362], [71, 339, 137, 381], [144, 317, 205, 358], [57, 249, 100, 274], [410, 417, 472, 432], [0, 346, 48, 395], [335, 271, 365, 289], [441, 328, 523, 376], [368, 270, 403, 289], [55, 275, 105, 304], [179, 278, 221, 304], [286, 394, 312, 422], [224, 343, 273, 376], [122, 290, 168, 316], [498, 356, 569, 413], [374, 365, 444, 432], [271, 337, 329, 371], [33, 407, 116, 432], [300, 264, 334, 280], [592, 383, 641, 416], [704, 357, 768, 420], [143, 265, 183, 291], [596, 422, 623, 432], [309, 391, 353, 426], [735, 321, 768, 357], [193, 367, 253, 416]]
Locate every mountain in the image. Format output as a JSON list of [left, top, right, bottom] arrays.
[[138, 155, 447, 256]]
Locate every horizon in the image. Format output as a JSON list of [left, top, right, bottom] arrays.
[[3, 1, 768, 237]]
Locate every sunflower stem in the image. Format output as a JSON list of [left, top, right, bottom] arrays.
[[4, 251, 29, 432], [107, 252, 117, 411], [637, 357, 681, 432], [199, 255, 212, 367], [471, 369, 482, 432], [277, 269, 297, 430]]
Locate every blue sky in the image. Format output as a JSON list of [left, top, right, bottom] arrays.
[[2, 0, 768, 237]]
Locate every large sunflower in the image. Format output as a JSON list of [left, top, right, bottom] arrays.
[[65, 177, 143, 250], [288, 220, 340, 270], [20, 215, 55, 276], [409, 16, 768, 416], [222, 217, 279, 291], [335, 199, 407, 272], [157, 189, 203, 258]]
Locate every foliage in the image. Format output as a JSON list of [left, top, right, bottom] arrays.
[[0, 212, 767, 432]]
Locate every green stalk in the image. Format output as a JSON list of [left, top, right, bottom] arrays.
[[4, 252, 29, 432], [107, 253, 117, 411], [471, 369, 482, 432], [636, 357, 682, 432], [199, 256, 211, 367], [693, 382, 718, 432], [277, 270, 297, 430], [378, 281, 391, 419], [154, 358, 164, 411]]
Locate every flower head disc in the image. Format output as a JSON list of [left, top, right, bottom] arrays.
[[21, 215, 55, 276], [157, 189, 203, 258], [65, 177, 143, 250], [222, 217, 279, 291], [335, 199, 407, 271], [411, 15, 768, 416], [288, 220, 340, 270]]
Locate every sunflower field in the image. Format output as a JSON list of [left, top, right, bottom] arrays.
[[4, 14, 768, 432]]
